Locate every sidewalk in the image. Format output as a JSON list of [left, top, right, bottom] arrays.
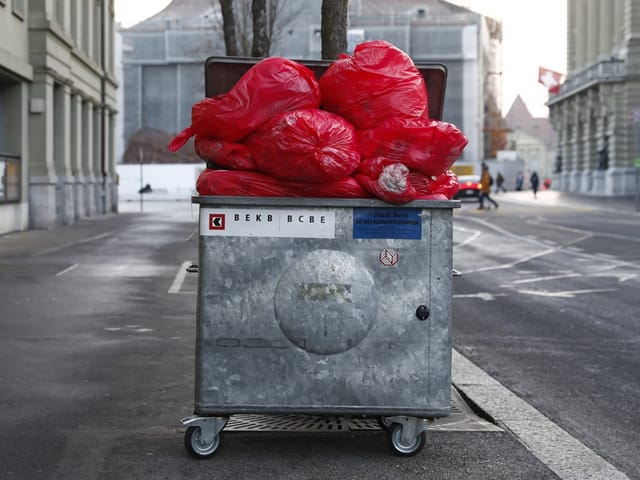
[[494, 189, 639, 213]]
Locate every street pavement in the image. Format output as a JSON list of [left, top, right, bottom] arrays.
[[0, 192, 634, 479], [488, 188, 639, 213]]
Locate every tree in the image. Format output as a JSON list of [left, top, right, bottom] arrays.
[[321, 0, 348, 60], [251, 0, 269, 57], [216, 0, 303, 57], [219, 0, 239, 56]]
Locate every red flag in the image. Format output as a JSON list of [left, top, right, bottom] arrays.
[[538, 67, 563, 94]]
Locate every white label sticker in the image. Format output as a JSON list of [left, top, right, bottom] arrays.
[[199, 208, 336, 238]]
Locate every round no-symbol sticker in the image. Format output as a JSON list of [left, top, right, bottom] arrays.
[[379, 248, 399, 266]]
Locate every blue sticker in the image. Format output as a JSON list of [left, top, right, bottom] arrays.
[[353, 208, 422, 240]]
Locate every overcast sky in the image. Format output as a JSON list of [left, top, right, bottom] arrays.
[[114, 0, 567, 118]]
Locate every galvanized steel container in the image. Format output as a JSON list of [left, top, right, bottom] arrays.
[[182, 56, 459, 458], [192, 196, 457, 418]]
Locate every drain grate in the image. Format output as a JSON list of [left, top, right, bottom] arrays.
[[223, 387, 500, 433], [226, 415, 357, 432]]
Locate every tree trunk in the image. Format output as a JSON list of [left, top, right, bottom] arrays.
[[321, 0, 348, 60], [251, 0, 269, 57], [219, 0, 239, 56]]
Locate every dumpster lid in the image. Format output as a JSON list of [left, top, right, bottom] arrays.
[[193, 195, 460, 209], [204, 56, 448, 121]]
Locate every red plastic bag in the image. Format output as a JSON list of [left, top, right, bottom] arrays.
[[319, 40, 428, 130], [245, 109, 360, 184], [355, 156, 402, 178], [424, 121, 468, 176], [354, 162, 417, 204], [357, 118, 468, 176], [194, 136, 258, 171], [169, 57, 321, 151], [409, 171, 460, 199], [196, 169, 372, 199], [430, 170, 460, 198]]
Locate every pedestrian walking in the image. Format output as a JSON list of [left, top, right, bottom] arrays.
[[530, 171, 540, 199], [515, 172, 524, 191], [478, 164, 498, 210], [495, 172, 507, 193]]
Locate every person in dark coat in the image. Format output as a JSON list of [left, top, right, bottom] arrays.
[[495, 172, 506, 193], [530, 171, 540, 198]]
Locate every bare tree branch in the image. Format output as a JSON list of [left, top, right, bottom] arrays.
[[267, 0, 304, 54], [217, 0, 306, 57]]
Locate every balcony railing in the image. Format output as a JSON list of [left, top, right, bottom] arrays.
[[552, 58, 626, 102], [0, 153, 21, 203]]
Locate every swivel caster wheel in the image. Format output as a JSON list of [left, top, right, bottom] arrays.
[[389, 423, 426, 457], [184, 426, 222, 459], [377, 416, 393, 431]]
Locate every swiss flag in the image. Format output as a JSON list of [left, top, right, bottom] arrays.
[[538, 67, 563, 94]]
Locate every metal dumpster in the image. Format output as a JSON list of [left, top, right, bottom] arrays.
[[181, 57, 460, 458]]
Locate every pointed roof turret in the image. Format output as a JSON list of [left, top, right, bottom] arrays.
[[505, 95, 556, 146]]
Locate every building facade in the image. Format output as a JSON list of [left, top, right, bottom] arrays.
[[0, 0, 118, 234], [547, 0, 639, 196], [0, 0, 31, 233], [504, 95, 557, 182], [120, 0, 501, 175], [347, 0, 503, 172]]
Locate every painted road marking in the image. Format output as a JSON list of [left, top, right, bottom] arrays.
[[453, 292, 508, 301], [168, 260, 191, 294], [591, 271, 638, 282], [527, 219, 640, 244], [32, 233, 111, 257], [452, 349, 630, 480], [56, 263, 79, 277], [454, 217, 640, 273], [517, 288, 617, 298], [511, 273, 581, 284], [185, 226, 198, 241], [452, 225, 483, 248]]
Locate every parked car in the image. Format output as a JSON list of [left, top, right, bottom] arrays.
[[454, 175, 482, 200]]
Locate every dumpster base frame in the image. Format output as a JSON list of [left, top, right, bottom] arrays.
[[181, 413, 435, 457], [193, 404, 450, 419]]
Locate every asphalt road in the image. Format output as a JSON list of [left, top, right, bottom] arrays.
[[452, 193, 640, 479], [1, 193, 636, 479]]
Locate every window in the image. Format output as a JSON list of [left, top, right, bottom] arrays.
[[55, 0, 65, 28], [13, 0, 25, 18], [94, 0, 102, 62], [0, 155, 21, 203]]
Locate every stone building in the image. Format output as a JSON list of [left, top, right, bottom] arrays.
[[0, 0, 118, 234], [505, 95, 557, 180], [547, 0, 639, 196], [119, 0, 501, 174]]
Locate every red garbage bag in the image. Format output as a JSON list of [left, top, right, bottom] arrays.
[[354, 162, 417, 204], [430, 170, 460, 198], [355, 156, 400, 178], [409, 170, 460, 199], [196, 169, 371, 199], [424, 121, 468, 176], [245, 109, 360, 184], [194, 136, 258, 171], [357, 117, 468, 176], [169, 57, 321, 151], [319, 40, 428, 130]]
